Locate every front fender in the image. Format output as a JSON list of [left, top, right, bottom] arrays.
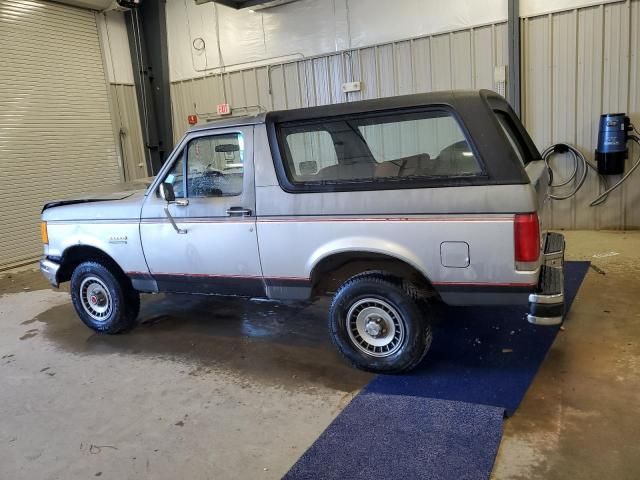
[[46, 222, 148, 275]]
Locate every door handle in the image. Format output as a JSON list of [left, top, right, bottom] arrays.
[[226, 206, 252, 217]]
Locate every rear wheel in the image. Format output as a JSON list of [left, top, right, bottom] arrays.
[[328, 273, 432, 373], [70, 261, 140, 334]]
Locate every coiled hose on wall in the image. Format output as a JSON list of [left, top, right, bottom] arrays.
[[542, 133, 640, 206]]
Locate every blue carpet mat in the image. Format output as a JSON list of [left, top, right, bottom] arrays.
[[285, 262, 590, 480], [284, 394, 504, 480], [365, 261, 590, 416]]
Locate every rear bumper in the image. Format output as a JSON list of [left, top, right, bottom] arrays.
[[40, 257, 60, 288], [527, 232, 565, 326]]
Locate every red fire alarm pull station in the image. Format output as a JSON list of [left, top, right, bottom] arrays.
[[187, 114, 198, 125], [217, 103, 232, 116]]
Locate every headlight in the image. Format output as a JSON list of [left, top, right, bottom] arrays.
[[40, 221, 49, 245]]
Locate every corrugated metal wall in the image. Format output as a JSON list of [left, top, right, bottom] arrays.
[[170, 0, 640, 230], [170, 22, 509, 142], [108, 84, 148, 181], [523, 0, 640, 230], [0, 0, 123, 268]]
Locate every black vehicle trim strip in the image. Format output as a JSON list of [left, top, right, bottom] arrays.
[[126, 272, 313, 297], [127, 271, 535, 295], [433, 283, 537, 294], [528, 301, 564, 318]]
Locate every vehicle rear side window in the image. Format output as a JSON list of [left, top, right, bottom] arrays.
[[285, 130, 338, 176], [495, 112, 529, 165], [279, 110, 482, 186]]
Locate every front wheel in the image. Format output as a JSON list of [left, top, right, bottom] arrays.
[[328, 273, 432, 373], [70, 261, 140, 334]]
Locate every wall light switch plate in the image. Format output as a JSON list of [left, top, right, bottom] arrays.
[[494, 65, 507, 97], [494, 65, 507, 82], [342, 81, 362, 93]]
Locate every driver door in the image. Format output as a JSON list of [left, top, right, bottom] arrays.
[[140, 126, 264, 296]]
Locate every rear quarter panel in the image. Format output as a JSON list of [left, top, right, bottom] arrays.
[[525, 159, 552, 235], [255, 186, 541, 305], [256, 212, 537, 289]]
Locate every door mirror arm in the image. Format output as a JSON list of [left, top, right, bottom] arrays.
[[159, 182, 188, 234], [163, 205, 188, 234]]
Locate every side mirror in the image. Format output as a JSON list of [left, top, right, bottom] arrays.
[[159, 182, 176, 202], [159, 182, 187, 234]]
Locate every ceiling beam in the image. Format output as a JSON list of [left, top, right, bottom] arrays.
[[194, 0, 300, 9]]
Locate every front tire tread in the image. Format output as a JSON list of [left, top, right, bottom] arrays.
[[70, 261, 140, 334]]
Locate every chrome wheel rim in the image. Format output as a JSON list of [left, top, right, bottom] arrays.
[[346, 298, 405, 358], [80, 276, 112, 322]]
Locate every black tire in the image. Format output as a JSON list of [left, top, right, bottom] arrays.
[[328, 272, 432, 373], [70, 261, 140, 334]]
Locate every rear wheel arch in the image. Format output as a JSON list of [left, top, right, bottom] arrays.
[[309, 251, 438, 300]]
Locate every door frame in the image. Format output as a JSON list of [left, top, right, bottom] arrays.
[[139, 125, 264, 296]]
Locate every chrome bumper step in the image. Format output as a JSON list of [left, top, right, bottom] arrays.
[[543, 231, 565, 266], [528, 232, 565, 326]]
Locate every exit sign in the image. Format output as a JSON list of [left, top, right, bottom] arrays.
[[217, 103, 232, 116]]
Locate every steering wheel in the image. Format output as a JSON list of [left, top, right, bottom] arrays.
[[205, 164, 225, 176]]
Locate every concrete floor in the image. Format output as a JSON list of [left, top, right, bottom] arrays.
[[492, 231, 640, 480], [0, 231, 638, 479]]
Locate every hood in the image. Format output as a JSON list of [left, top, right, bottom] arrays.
[[41, 188, 148, 222], [41, 178, 155, 213], [42, 191, 137, 212]]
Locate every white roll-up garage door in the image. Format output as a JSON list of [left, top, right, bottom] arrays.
[[0, 0, 122, 269]]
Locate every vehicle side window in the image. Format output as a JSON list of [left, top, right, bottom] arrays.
[[278, 110, 481, 185], [496, 112, 528, 165], [163, 155, 185, 198], [285, 130, 338, 176], [186, 133, 244, 197]]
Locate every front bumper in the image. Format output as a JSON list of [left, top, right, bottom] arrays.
[[527, 232, 565, 326], [40, 257, 60, 288]]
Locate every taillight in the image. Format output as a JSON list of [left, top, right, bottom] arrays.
[[514, 213, 540, 267]]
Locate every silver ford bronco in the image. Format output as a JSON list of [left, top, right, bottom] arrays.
[[40, 90, 565, 373]]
